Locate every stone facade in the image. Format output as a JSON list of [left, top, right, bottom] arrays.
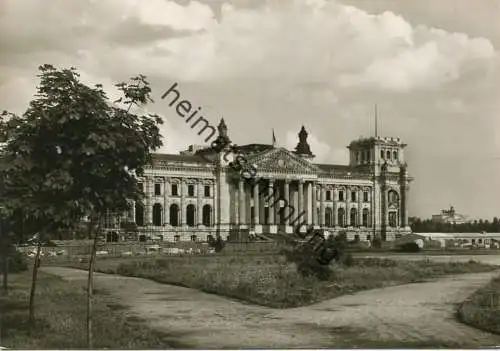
[[106, 122, 413, 243]]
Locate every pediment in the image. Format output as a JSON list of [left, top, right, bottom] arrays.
[[245, 147, 320, 174]]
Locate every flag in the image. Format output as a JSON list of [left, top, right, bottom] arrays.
[[272, 129, 276, 147]]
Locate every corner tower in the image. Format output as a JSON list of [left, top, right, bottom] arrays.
[[347, 136, 407, 173]]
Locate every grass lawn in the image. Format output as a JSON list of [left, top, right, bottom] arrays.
[[350, 249, 500, 256], [457, 274, 500, 335], [0, 270, 180, 349], [64, 254, 498, 309]]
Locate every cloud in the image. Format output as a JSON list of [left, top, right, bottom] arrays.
[[1, 0, 496, 93], [139, 0, 496, 92]]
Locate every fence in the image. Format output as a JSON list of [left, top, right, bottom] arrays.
[[16, 240, 285, 260]]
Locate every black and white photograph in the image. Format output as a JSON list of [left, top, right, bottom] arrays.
[[0, 0, 499, 349]]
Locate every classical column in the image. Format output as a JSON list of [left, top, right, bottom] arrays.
[[246, 185, 252, 224], [259, 188, 265, 225], [180, 179, 185, 226], [197, 180, 203, 226], [319, 184, 325, 227], [164, 178, 169, 225], [238, 179, 246, 225], [332, 187, 338, 227], [345, 186, 350, 226], [253, 181, 259, 225], [383, 188, 389, 228], [268, 180, 275, 225], [358, 188, 363, 227], [131, 200, 136, 222], [298, 180, 304, 218], [146, 177, 153, 225], [312, 181, 317, 226], [274, 182, 280, 223], [284, 180, 290, 225], [402, 184, 409, 228]]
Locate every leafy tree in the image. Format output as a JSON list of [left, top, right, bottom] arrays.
[[0, 65, 162, 345], [493, 217, 499, 232]]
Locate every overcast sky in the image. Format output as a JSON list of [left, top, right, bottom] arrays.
[[1, 0, 499, 219]]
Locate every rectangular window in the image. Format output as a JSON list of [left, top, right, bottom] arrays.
[[338, 191, 344, 202], [154, 183, 161, 196], [326, 190, 331, 201], [363, 191, 369, 202], [171, 184, 178, 196], [351, 191, 356, 202], [188, 185, 195, 197], [204, 185, 210, 197]]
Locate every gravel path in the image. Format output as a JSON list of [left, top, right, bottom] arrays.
[[42, 266, 500, 349]]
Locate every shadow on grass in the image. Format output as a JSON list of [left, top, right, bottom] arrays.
[[456, 278, 500, 336], [0, 271, 188, 349]]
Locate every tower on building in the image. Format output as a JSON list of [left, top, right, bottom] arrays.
[[347, 136, 407, 172]]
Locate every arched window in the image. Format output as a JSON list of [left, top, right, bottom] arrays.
[[388, 190, 399, 206], [135, 203, 144, 226], [202, 205, 212, 226], [393, 150, 398, 161], [338, 208, 345, 227], [362, 208, 369, 227], [186, 204, 196, 227], [350, 208, 357, 226], [386, 150, 391, 160], [152, 203, 163, 226], [169, 204, 179, 227], [325, 207, 332, 227]]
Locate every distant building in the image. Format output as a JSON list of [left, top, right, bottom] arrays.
[[431, 206, 469, 225]]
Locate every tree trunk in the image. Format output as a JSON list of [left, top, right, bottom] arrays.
[[0, 225, 8, 296], [28, 240, 42, 331], [2, 253, 8, 295], [86, 216, 101, 349]]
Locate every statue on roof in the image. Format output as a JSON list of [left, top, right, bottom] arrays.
[[294, 126, 314, 157], [211, 118, 232, 153]]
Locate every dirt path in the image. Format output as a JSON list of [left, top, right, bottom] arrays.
[[42, 267, 500, 349]]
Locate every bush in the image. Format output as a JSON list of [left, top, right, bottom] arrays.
[[398, 242, 421, 253], [281, 247, 334, 281], [372, 236, 382, 248], [208, 235, 225, 253], [340, 252, 355, 266], [8, 249, 28, 273]]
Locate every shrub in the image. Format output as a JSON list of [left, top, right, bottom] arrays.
[[208, 235, 225, 253], [281, 247, 334, 281], [8, 249, 28, 273], [296, 258, 333, 281], [340, 252, 355, 266], [372, 236, 382, 248], [398, 242, 421, 253]]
